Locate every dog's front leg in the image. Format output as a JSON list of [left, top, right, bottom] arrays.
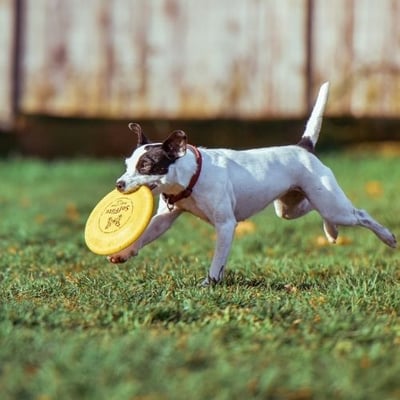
[[203, 219, 237, 285], [108, 206, 182, 264]]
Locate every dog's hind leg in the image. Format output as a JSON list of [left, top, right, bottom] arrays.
[[321, 208, 396, 248], [274, 189, 339, 243], [305, 167, 396, 248]]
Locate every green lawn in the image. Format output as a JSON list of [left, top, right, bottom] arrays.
[[1, 153, 400, 400]]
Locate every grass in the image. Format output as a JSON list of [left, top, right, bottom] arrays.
[[1, 153, 400, 399]]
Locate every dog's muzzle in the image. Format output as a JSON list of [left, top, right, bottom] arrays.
[[116, 180, 157, 193]]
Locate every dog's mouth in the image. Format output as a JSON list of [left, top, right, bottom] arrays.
[[117, 180, 160, 194], [143, 182, 162, 193], [125, 183, 158, 194]]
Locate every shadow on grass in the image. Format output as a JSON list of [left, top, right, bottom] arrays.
[[222, 271, 318, 292]]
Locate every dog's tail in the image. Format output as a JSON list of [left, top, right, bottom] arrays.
[[298, 82, 330, 152]]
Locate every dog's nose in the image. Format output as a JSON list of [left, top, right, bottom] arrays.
[[116, 180, 126, 192]]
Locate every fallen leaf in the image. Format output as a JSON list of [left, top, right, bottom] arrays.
[[35, 214, 46, 224], [315, 235, 352, 246], [336, 236, 353, 245], [284, 283, 298, 294], [235, 220, 256, 237], [365, 180, 383, 198], [66, 203, 80, 221], [8, 246, 18, 254], [309, 296, 326, 308], [360, 356, 372, 369]]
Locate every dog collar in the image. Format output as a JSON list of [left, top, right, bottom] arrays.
[[163, 144, 202, 210]]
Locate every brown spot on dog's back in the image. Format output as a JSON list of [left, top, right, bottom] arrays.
[[297, 137, 315, 153]]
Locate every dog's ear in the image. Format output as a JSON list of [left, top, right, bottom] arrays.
[[162, 130, 187, 160], [128, 122, 151, 147]]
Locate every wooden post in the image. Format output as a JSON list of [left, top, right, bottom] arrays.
[[0, 0, 18, 129]]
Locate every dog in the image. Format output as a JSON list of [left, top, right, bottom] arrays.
[[109, 82, 396, 285]]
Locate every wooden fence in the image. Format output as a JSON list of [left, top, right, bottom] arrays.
[[1, 0, 400, 129]]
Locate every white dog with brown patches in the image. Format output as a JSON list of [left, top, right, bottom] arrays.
[[109, 82, 396, 285]]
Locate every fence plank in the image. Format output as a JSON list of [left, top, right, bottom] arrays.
[[313, 0, 400, 117], [0, 0, 14, 128], [21, 0, 307, 119], [19, 0, 400, 120]]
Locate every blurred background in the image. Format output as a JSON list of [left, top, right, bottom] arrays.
[[0, 0, 399, 158]]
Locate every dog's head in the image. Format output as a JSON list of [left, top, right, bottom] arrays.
[[116, 123, 188, 194]]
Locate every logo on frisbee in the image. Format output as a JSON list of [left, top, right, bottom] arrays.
[[85, 187, 153, 255], [98, 198, 134, 233]]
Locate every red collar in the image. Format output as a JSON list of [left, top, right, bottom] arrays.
[[163, 144, 202, 209]]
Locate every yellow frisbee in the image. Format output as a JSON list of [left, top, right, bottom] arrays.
[[84, 186, 154, 255]]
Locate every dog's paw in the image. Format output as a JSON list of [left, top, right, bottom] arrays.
[[200, 275, 222, 287], [107, 248, 138, 264], [107, 255, 128, 264], [387, 232, 397, 248], [378, 229, 397, 249]]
